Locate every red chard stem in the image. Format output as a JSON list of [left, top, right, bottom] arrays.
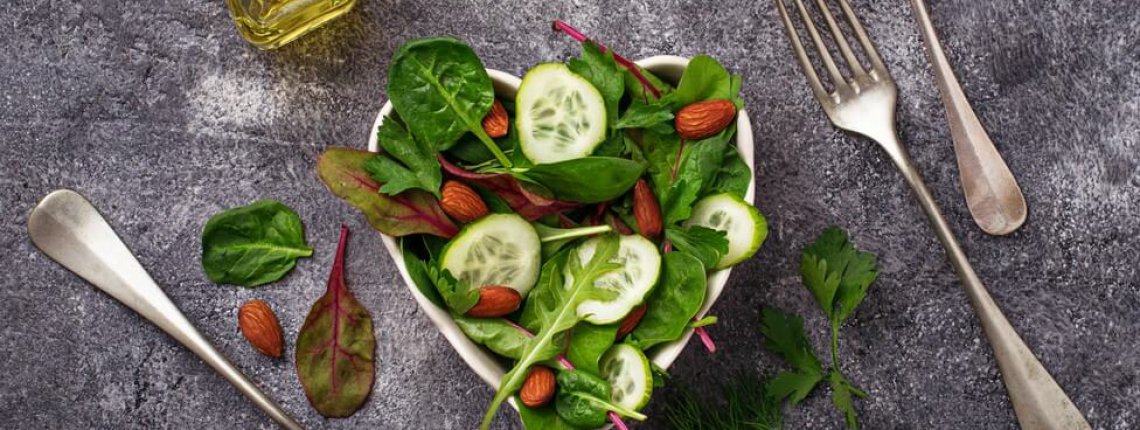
[[552, 20, 661, 98]]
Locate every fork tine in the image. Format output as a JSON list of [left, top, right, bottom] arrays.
[[776, 0, 832, 105], [835, 0, 888, 76], [813, 0, 868, 81], [790, 0, 850, 92]]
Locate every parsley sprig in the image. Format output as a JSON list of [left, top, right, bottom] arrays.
[[761, 227, 878, 429]]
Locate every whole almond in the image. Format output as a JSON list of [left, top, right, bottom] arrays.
[[632, 179, 662, 240], [238, 299, 283, 358], [440, 180, 489, 223], [482, 99, 509, 138], [617, 304, 648, 339], [519, 365, 556, 408], [675, 99, 736, 140], [466, 286, 522, 318]]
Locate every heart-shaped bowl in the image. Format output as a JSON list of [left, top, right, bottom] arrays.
[[368, 55, 756, 413]]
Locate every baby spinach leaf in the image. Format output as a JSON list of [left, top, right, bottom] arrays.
[[447, 130, 513, 165], [555, 369, 646, 427], [664, 226, 729, 271], [678, 124, 734, 197], [566, 323, 619, 375], [388, 37, 509, 165], [296, 226, 375, 417], [591, 133, 628, 158], [521, 157, 645, 203], [614, 99, 674, 133], [480, 236, 623, 430], [667, 55, 733, 109], [568, 41, 624, 130], [628, 252, 707, 350], [661, 178, 701, 227], [201, 200, 312, 287], [709, 146, 752, 198], [519, 403, 581, 430], [318, 147, 459, 238], [439, 155, 578, 221], [454, 315, 532, 360], [365, 116, 442, 198]]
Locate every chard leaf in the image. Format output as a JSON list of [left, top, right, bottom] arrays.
[[628, 252, 708, 350], [318, 147, 459, 238], [439, 155, 578, 221], [200, 200, 312, 287], [295, 226, 375, 417], [366, 116, 442, 198]]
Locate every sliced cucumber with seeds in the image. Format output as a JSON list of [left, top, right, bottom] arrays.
[[684, 193, 767, 270], [440, 214, 542, 295], [516, 63, 607, 164], [600, 344, 652, 411], [570, 235, 661, 324]]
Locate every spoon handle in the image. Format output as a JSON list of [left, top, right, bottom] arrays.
[[27, 189, 304, 430], [910, 0, 1028, 235]]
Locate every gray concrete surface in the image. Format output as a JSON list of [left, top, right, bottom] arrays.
[[2, 0, 1137, 428]]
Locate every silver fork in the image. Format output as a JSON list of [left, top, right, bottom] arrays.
[[775, 1, 1090, 428]]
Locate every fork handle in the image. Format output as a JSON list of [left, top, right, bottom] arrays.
[[882, 142, 1090, 430]]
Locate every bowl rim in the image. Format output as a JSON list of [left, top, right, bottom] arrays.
[[366, 54, 756, 410]]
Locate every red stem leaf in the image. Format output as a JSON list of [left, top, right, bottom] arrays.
[[438, 155, 578, 220], [552, 20, 661, 98]]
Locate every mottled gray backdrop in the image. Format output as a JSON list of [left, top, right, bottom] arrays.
[[2, 0, 1137, 429]]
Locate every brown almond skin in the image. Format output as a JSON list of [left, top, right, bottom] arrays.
[[519, 365, 556, 408], [632, 179, 662, 240], [440, 180, 489, 223], [238, 299, 283, 358], [482, 99, 509, 138], [675, 99, 736, 140], [466, 286, 522, 318], [617, 304, 649, 339]]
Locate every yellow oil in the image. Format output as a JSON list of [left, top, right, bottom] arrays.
[[226, 0, 356, 50]]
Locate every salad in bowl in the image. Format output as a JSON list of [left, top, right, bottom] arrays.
[[318, 21, 766, 430]]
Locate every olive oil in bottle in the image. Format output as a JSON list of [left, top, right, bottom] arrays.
[[225, 0, 355, 50]]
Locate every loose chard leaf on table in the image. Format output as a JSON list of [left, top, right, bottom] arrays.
[[628, 252, 708, 350], [318, 147, 458, 238], [201, 200, 312, 287], [365, 115, 442, 198], [296, 226, 375, 418]]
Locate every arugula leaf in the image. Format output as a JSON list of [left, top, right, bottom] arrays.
[[801, 227, 879, 324], [568, 41, 624, 130], [614, 99, 674, 132], [664, 226, 729, 271], [365, 116, 443, 198], [427, 266, 479, 314]]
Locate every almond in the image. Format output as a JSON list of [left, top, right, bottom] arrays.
[[519, 365, 556, 408], [238, 299, 283, 358], [675, 99, 736, 140], [466, 285, 522, 318], [440, 180, 489, 223], [482, 99, 509, 138], [617, 303, 648, 339], [632, 179, 662, 239]]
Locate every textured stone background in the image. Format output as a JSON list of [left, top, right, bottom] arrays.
[[2, 0, 1137, 429]]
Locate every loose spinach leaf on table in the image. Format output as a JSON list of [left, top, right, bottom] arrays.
[[566, 323, 619, 375], [318, 147, 459, 238], [454, 315, 532, 360], [627, 252, 708, 350], [568, 41, 624, 130], [664, 226, 729, 272], [521, 156, 645, 203], [555, 369, 645, 427], [201, 200, 312, 287], [388, 37, 510, 165], [365, 116, 442, 198]]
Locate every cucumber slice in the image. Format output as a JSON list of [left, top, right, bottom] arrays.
[[516, 63, 607, 164], [684, 193, 767, 270], [571, 235, 661, 324], [600, 344, 652, 411], [440, 214, 542, 295]]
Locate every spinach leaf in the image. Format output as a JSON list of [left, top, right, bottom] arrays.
[[628, 252, 707, 350], [668, 55, 734, 109], [388, 37, 509, 165], [365, 116, 442, 198], [664, 226, 729, 271], [454, 315, 532, 360], [318, 147, 459, 238], [614, 99, 674, 134], [566, 323, 619, 375], [591, 133, 628, 158], [201, 200, 312, 287], [568, 42, 624, 130], [521, 157, 645, 204], [480, 236, 623, 430], [556, 369, 646, 427], [661, 178, 701, 227], [709, 146, 751, 198], [679, 124, 734, 197], [518, 403, 582, 430], [446, 131, 512, 165]]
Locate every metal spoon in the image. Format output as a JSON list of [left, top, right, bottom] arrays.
[[911, 0, 1028, 236], [27, 189, 304, 430]]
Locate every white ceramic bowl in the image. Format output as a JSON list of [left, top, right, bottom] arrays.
[[368, 56, 756, 414]]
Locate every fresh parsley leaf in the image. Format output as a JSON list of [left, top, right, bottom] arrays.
[[801, 227, 879, 324], [365, 117, 443, 198], [665, 226, 729, 270], [614, 99, 674, 132], [760, 307, 824, 375], [830, 371, 868, 430], [568, 41, 624, 130], [769, 369, 824, 405]]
